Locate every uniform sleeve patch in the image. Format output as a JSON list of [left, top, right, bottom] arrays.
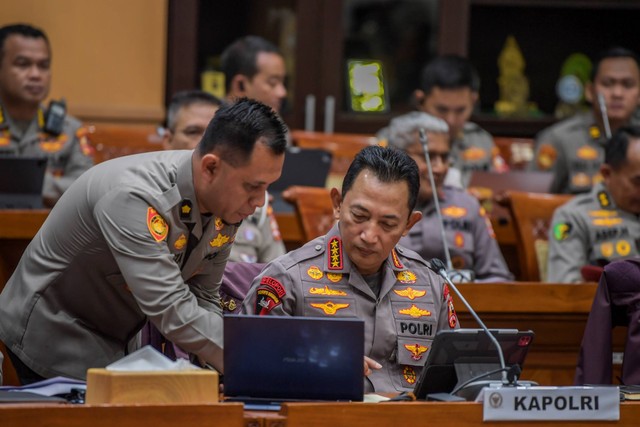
[[553, 223, 572, 240], [260, 276, 286, 297], [255, 276, 286, 315], [147, 207, 169, 242]]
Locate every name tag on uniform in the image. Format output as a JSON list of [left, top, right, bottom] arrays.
[[482, 386, 619, 421]]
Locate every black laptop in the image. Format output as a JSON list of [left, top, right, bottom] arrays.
[[223, 315, 364, 410], [269, 147, 332, 212], [413, 329, 535, 401], [0, 156, 47, 208]]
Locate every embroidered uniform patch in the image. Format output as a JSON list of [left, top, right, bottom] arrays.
[[396, 270, 417, 284], [147, 207, 169, 242], [255, 276, 286, 315], [404, 343, 428, 361], [393, 287, 426, 300], [310, 301, 349, 315]]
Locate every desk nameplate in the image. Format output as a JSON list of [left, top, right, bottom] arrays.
[[483, 386, 620, 421]]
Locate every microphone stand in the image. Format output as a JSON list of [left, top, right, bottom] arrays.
[[429, 258, 510, 388], [419, 129, 453, 271], [597, 92, 612, 139]]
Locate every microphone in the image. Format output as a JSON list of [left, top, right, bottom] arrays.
[[597, 92, 612, 139], [419, 129, 474, 282], [429, 258, 510, 390]]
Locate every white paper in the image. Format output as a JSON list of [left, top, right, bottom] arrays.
[[106, 345, 199, 371]]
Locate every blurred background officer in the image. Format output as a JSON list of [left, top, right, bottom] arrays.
[[0, 23, 93, 205], [532, 47, 640, 194], [162, 90, 221, 150], [548, 125, 640, 283], [387, 112, 513, 282], [415, 55, 503, 187], [162, 90, 286, 265], [221, 35, 287, 115]]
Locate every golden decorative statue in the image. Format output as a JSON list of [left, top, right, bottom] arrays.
[[495, 35, 537, 117]]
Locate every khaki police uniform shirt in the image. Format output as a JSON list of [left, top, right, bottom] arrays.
[[400, 187, 513, 282], [531, 112, 609, 194], [241, 223, 459, 393], [376, 119, 497, 189], [450, 122, 498, 188], [0, 102, 94, 203], [0, 150, 236, 379], [229, 204, 286, 263], [548, 182, 640, 283]]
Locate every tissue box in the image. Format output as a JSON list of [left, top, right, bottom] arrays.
[[85, 368, 219, 404]]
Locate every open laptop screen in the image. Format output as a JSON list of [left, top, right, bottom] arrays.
[[0, 156, 47, 209], [413, 328, 534, 400], [223, 315, 364, 403]]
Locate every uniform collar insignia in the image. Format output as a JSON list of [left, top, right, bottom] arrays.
[[327, 236, 344, 270], [391, 248, 404, 270], [180, 199, 193, 221]]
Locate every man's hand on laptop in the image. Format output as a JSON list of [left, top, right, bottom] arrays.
[[364, 356, 382, 376]]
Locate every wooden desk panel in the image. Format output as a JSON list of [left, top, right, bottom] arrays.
[[0, 403, 245, 427], [454, 283, 623, 386], [271, 401, 640, 427]]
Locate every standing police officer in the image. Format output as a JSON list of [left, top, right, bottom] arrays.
[[0, 99, 287, 383]]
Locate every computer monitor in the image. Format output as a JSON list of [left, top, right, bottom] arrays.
[[413, 329, 534, 401]]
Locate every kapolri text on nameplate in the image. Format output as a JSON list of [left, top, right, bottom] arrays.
[[483, 386, 619, 421]]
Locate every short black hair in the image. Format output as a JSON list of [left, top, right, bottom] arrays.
[[419, 55, 480, 95], [342, 145, 420, 213], [591, 46, 640, 81], [166, 90, 222, 130], [198, 97, 287, 166], [220, 35, 282, 92], [605, 125, 640, 170], [0, 23, 49, 63]]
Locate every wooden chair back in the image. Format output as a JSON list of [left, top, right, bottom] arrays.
[[502, 191, 573, 281], [89, 124, 164, 164], [290, 130, 377, 187], [281, 186, 336, 242]]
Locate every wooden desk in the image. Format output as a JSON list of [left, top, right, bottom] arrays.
[[265, 401, 640, 427], [0, 403, 245, 427], [2, 401, 636, 427], [454, 283, 623, 386]]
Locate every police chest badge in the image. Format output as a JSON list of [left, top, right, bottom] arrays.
[[147, 207, 168, 242]]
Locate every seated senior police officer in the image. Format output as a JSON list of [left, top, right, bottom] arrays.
[[0, 23, 93, 205], [548, 125, 640, 283], [0, 98, 287, 384], [242, 145, 459, 393], [387, 112, 513, 282], [162, 90, 286, 265]]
